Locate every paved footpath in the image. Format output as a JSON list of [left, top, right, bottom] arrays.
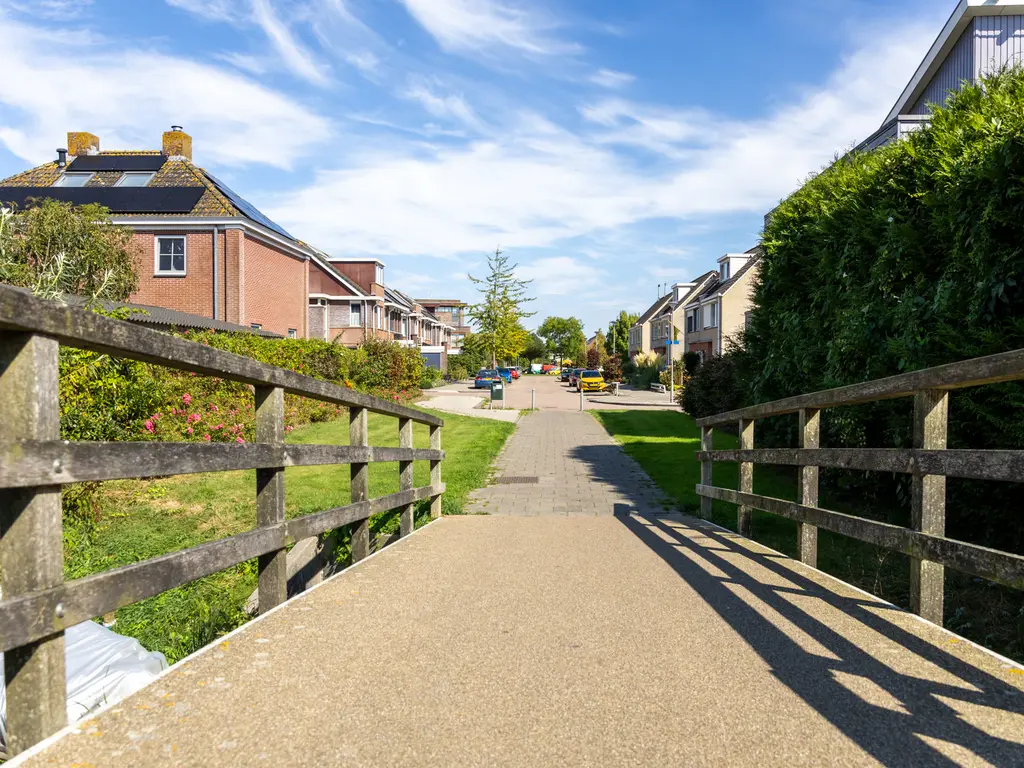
[[465, 410, 671, 516]]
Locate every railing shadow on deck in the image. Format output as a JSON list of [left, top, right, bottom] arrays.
[[569, 442, 1024, 767]]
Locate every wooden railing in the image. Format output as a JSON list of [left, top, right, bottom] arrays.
[[695, 349, 1024, 629], [0, 286, 444, 755]]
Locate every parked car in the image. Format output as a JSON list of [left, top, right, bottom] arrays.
[[496, 367, 513, 383], [547, 367, 561, 375], [509, 367, 521, 379], [475, 369, 500, 388], [578, 370, 607, 393], [568, 368, 582, 386]]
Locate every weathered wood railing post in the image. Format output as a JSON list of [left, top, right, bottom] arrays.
[[911, 390, 948, 624], [700, 426, 713, 520], [430, 424, 442, 519], [398, 418, 414, 537], [738, 418, 754, 536], [0, 333, 67, 754], [797, 408, 820, 567], [350, 407, 370, 561], [255, 386, 287, 613]]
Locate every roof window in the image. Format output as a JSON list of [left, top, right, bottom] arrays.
[[115, 172, 155, 187], [54, 173, 93, 187]]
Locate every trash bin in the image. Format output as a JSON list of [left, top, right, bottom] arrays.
[[490, 380, 505, 408]]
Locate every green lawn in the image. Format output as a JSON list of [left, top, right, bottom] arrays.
[[64, 410, 515, 663], [593, 410, 1024, 662]]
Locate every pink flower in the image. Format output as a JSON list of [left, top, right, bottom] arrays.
[[186, 427, 193, 435], [182, 393, 192, 406], [144, 420, 155, 433], [215, 423, 224, 430], [203, 434, 211, 441], [209, 404, 219, 413], [235, 436, 245, 444]]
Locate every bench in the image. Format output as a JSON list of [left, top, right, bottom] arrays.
[[650, 382, 667, 393]]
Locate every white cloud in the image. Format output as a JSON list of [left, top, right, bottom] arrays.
[[166, 0, 237, 21], [251, 0, 331, 85], [0, 15, 331, 168], [215, 51, 269, 74], [402, 78, 485, 131], [269, 21, 934, 260], [589, 68, 634, 89], [345, 50, 380, 74], [400, 0, 579, 58], [517, 256, 603, 296]]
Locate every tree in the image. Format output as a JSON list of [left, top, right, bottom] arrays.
[[605, 310, 638, 358], [586, 347, 602, 368], [523, 333, 547, 363], [0, 200, 138, 301], [538, 316, 585, 367], [467, 247, 534, 366]]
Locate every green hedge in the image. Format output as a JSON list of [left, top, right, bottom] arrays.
[[740, 69, 1024, 551]]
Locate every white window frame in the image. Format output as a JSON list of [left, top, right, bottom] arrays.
[[375, 264, 384, 284], [287, 328, 297, 338], [115, 172, 155, 187], [349, 302, 362, 328], [721, 261, 730, 280], [250, 323, 262, 330], [704, 302, 718, 329], [154, 235, 187, 276], [54, 172, 94, 187]]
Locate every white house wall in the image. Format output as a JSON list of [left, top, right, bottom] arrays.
[[911, 19, 976, 114]]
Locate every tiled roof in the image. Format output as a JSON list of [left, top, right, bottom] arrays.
[[636, 293, 672, 326], [688, 254, 761, 305], [1, 153, 246, 220]]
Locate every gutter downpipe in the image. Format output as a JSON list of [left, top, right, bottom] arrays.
[[212, 225, 219, 321]]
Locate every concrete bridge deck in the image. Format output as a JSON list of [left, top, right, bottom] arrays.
[[20, 512, 1024, 767]]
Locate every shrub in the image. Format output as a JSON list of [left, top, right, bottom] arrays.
[[682, 351, 702, 375], [420, 365, 443, 389], [602, 355, 622, 382], [681, 354, 744, 419], [631, 351, 664, 388], [744, 68, 1024, 550]]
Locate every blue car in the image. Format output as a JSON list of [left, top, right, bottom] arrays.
[[475, 369, 500, 388], [496, 367, 513, 383]]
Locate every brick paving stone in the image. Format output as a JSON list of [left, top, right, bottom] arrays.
[[466, 410, 671, 516]]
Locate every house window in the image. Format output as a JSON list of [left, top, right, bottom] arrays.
[[251, 323, 262, 330], [374, 264, 384, 284], [704, 302, 718, 328], [54, 173, 93, 187], [721, 261, 730, 280], [349, 302, 361, 327], [288, 328, 297, 338], [115, 172, 155, 187], [155, 236, 186, 275]]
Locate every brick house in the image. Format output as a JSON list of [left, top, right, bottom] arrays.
[[416, 300, 469, 350], [0, 128, 316, 338], [649, 271, 717, 361], [628, 293, 672, 358], [681, 249, 760, 360]]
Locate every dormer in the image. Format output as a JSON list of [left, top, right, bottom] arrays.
[[717, 253, 749, 282], [672, 282, 695, 304]]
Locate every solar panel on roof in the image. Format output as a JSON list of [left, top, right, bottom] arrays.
[[0, 187, 205, 213], [66, 155, 167, 173], [203, 172, 293, 239]]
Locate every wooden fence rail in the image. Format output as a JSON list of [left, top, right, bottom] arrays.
[[0, 286, 445, 755], [694, 350, 1024, 634]]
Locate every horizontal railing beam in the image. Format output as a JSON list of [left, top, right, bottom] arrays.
[[697, 448, 1024, 483], [696, 485, 1024, 591], [0, 286, 443, 426], [695, 348, 1024, 427], [0, 442, 444, 487], [0, 482, 443, 653]]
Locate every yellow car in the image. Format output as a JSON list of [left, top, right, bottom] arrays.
[[578, 370, 607, 392]]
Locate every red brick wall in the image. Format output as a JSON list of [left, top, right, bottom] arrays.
[[331, 262, 375, 293], [243, 235, 306, 337], [130, 231, 217, 316]]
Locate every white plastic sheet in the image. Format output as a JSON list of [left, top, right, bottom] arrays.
[[0, 621, 167, 748]]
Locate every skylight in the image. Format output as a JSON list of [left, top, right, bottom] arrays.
[[54, 173, 93, 187], [115, 172, 155, 187]]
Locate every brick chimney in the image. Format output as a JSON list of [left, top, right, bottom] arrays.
[[162, 125, 192, 161], [67, 132, 100, 157]]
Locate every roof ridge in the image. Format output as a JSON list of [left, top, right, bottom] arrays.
[[179, 160, 238, 215]]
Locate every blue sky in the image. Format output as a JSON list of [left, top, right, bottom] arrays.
[[0, 0, 950, 333]]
